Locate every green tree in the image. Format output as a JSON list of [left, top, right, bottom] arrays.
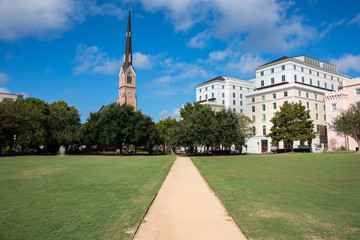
[[332, 103, 360, 150], [0, 98, 20, 152], [215, 109, 238, 150], [235, 114, 254, 152], [156, 117, 177, 153], [133, 111, 156, 153], [48, 101, 81, 154], [267, 102, 315, 151]]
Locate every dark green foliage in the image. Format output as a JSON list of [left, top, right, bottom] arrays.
[[332, 103, 360, 148], [267, 102, 315, 149], [156, 117, 178, 152]]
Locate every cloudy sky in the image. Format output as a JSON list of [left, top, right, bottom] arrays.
[[1, 0, 360, 122]]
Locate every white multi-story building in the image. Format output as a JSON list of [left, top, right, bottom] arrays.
[[195, 76, 256, 115], [0, 93, 19, 102], [246, 56, 351, 153]]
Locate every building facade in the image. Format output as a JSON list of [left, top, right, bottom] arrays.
[[324, 78, 360, 151], [246, 56, 351, 153], [195, 76, 256, 115], [0, 93, 18, 102], [117, 7, 137, 110]]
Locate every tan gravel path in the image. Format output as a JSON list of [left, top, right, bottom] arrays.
[[133, 156, 247, 240]]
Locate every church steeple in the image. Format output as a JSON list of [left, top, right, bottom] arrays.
[[123, 6, 132, 70]]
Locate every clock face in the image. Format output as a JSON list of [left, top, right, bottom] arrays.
[[128, 92, 132, 97]]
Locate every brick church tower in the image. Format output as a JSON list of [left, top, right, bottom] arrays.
[[117, 6, 137, 110]]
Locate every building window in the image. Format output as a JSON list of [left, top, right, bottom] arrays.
[[247, 88, 250, 91], [282, 75, 285, 81], [331, 103, 336, 110], [233, 93, 236, 98], [262, 114, 266, 122], [262, 95, 265, 101], [317, 81, 320, 87], [302, 76, 304, 83], [232, 85, 235, 89], [199, 96, 202, 101], [240, 101, 243, 106], [262, 104, 266, 111], [325, 82, 327, 89], [331, 76, 333, 80], [252, 97, 255, 103], [263, 125, 266, 135], [337, 77, 340, 82], [324, 73, 326, 78], [323, 105, 326, 111], [222, 85, 224, 89], [222, 93, 225, 98], [324, 114, 327, 121], [307, 102, 309, 108], [252, 115, 255, 123], [309, 69, 312, 74], [294, 75, 297, 81], [284, 91, 288, 97], [271, 68, 274, 73], [199, 88, 202, 93], [301, 67, 304, 72], [356, 88, 360, 95], [261, 80, 264, 86], [273, 103, 276, 109], [310, 79, 312, 85], [271, 78, 274, 84], [306, 92, 309, 98], [273, 93, 276, 99], [315, 94, 318, 100], [299, 100, 302, 104], [127, 72, 132, 84], [212, 93, 214, 98], [233, 108, 236, 112], [240, 109, 243, 113], [294, 65, 296, 70], [299, 91, 302, 97], [240, 86, 242, 90], [285, 100, 288, 104], [317, 125, 319, 134], [240, 94, 243, 99], [331, 84, 334, 90], [222, 100, 225, 105], [282, 65, 285, 70], [315, 103, 318, 110], [316, 113, 318, 120], [252, 106, 255, 112], [233, 100, 236, 105], [212, 85, 214, 89], [205, 94, 208, 100], [205, 87, 207, 91], [317, 72, 319, 76], [261, 71, 264, 76]]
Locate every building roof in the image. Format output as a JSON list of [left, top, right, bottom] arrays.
[[122, 7, 132, 70], [196, 76, 225, 87], [256, 56, 289, 69]]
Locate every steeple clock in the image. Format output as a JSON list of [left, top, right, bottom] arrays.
[[117, 6, 137, 110]]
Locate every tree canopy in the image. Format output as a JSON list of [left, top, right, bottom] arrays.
[[267, 102, 315, 150], [332, 103, 360, 150]]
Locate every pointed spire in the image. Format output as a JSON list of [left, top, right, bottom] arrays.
[[122, 6, 132, 70]]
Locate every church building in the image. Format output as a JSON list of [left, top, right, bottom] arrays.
[[117, 6, 137, 111]]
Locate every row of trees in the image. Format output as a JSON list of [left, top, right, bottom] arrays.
[[0, 96, 80, 153]]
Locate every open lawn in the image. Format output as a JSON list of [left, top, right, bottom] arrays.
[[192, 153, 360, 240], [0, 155, 175, 240]]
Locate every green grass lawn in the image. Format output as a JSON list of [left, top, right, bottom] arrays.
[[0, 155, 175, 240], [192, 153, 360, 240]]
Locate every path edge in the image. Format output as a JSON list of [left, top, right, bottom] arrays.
[[131, 156, 176, 240], [190, 156, 249, 240]]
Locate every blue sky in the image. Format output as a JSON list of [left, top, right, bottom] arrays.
[[0, 0, 360, 122]]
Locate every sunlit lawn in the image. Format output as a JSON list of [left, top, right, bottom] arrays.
[[0, 155, 175, 240], [192, 153, 360, 240]]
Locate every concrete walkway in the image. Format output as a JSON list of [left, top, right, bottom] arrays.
[[133, 156, 247, 240]]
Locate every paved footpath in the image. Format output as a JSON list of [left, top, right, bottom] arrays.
[[133, 156, 247, 240]]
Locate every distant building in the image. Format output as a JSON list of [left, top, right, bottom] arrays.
[[0, 93, 18, 102], [324, 78, 360, 151], [117, 6, 137, 111], [246, 56, 351, 153], [195, 76, 256, 115]]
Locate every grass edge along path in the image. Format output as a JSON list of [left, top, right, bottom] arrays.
[[0, 155, 175, 240], [192, 153, 360, 240]]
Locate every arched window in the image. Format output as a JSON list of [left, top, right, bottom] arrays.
[[127, 72, 132, 84]]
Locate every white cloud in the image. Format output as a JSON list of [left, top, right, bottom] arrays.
[[330, 54, 360, 73], [208, 49, 230, 61], [73, 45, 157, 75], [159, 110, 169, 118], [226, 53, 266, 76], [5, 52, 13, 61], [139, 0, 318, 53], [73, 44, 120, 75], [0, 0, 125, 41], [350, 13, 360, 28], [0, 87, 10, 93], [171, 108, 180, 118], [0, 72, 9, 84], [187, 30, 211, 49]]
